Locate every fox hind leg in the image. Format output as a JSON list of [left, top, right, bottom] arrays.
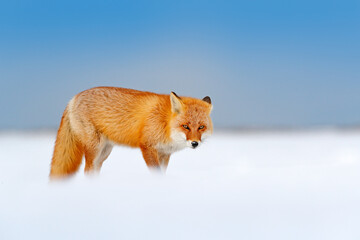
[[84, 138, 113, 175], [95, 142, 113, 171]]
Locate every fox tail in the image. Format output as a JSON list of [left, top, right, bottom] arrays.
[[50, 107, 83, 179]]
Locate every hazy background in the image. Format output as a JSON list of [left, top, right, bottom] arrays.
[[1, 0, 359, 129]]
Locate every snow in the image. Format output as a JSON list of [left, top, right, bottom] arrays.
[[0, 130, 360, 239]]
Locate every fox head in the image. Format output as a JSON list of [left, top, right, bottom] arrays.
[[170, 92, 213, 149]]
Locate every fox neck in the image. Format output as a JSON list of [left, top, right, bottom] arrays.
[[156, 128, 187, 155]]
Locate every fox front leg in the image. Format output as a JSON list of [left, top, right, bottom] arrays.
[[140, 145, 161, 170], [158, 152, 170, 172]]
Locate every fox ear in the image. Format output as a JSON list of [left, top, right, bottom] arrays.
[[170, 92, 183, 114], [202, 96, 211, 104]]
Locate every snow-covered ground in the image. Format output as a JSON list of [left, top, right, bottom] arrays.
[[0, 130, 360, 240]]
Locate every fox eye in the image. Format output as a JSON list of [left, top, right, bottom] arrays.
[[198, 125, 205, 130], [182, 124, 190, 130]]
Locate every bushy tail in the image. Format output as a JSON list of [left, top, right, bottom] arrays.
[[50, 108, 83, 179]]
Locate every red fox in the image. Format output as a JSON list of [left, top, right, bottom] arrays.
[[50, 87, 213, 178]]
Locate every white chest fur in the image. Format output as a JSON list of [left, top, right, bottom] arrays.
[[156, 130, 188, 155]]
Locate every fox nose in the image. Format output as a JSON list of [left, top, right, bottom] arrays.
[[191, 141, 199, 148]]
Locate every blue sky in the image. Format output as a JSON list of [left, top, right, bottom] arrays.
[[1, 0, 359, 129]]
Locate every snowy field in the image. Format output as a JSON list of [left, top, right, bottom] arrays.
[[1, 130, 360, 240]]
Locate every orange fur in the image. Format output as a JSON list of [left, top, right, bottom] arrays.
[[49, 87, 213, 179], [50, 108, 83, 178]]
